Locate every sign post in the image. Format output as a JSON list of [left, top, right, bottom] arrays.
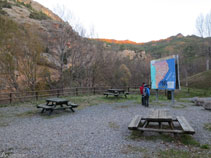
[[150, 55, 180, 104], [171, 90, 174, 105], [156, 89, 158, 102]]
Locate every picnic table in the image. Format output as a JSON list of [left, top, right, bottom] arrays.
[[128, 109, 195, 134], [37, 98, 78, 115], [104, 89, 130, 98]]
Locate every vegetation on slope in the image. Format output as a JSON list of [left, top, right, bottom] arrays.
[[0, 0, 210, 93], [0, 0, 50, 20], [185, 70, 211, 89]]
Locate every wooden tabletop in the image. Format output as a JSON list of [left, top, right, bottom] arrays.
[[107, 89, 125, 93], [46, 98, 68, 103], [146, 109, 172, 121]]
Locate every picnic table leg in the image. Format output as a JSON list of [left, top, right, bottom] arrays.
[[140, 120, 147, 133], [143, 120, 149, 128], [159, 122, 162, 129], [168, 121, 174, 130], [41, 108, 45, 113], [158, 122, 163, 134], [69, 107, 75, 112]]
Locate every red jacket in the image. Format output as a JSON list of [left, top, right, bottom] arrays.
[[140, 85, 144, 95]]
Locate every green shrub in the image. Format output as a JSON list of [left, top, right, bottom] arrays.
[[200, 144, 210, 149], [204, 123, 211, 132], [19, 2, 32, 10], [29, 11, 50, 20], [0, 0, 12, 9], [0, 9, 7, 15]]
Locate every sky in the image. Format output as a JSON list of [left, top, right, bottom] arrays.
[[35, 0, 211, 43]]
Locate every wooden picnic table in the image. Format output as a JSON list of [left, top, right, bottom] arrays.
[[104, 89, 129, 98], [37, 98, 78, 115], [128, 109, 195, 134]]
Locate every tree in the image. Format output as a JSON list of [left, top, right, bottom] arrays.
[[205, 12, 211, 37], [19, 28, 43, 91], [196, 12, 211, 37], [118, 64, 131, 87], [195, 12, 211, 70], [55, 22, 75, 89], [195, 14, 204, 37], [0, 15, 21, 91], [53, 4, 97, 38]]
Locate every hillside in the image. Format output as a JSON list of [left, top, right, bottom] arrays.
[[97, 33, 211, 78], [185, 70, 211, 89], [0, 0, 210, 93], [0, 0, 150, 92]]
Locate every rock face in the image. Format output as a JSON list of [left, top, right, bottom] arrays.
[[117, 50, 146, 60], [16, 0, 62, 22], [3, 0, 76, 68]]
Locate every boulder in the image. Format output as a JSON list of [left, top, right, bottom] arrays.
[[191, 97, 198, 103], [195, 98, 205, 106], [203, 101, 211, 110]]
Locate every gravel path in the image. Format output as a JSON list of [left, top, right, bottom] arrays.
[[0, 100, 210, 158]]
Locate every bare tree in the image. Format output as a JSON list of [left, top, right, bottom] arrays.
[[19, 29, 43, 91], [55, 22, 75, 89], [205, 12, 211, 37], [53, 4, 97, 38], [195, 12, 211, 70], [196, 14, 204, 37]]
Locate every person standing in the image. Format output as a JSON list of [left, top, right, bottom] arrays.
[[144, 84, 150, 107], [139, 82, 145, 105]]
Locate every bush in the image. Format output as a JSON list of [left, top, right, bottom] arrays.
[[18, 2, 32, 10], [0, 9, 7, 15], [29, 11, 50, 20], [0, 0, 12, 9]]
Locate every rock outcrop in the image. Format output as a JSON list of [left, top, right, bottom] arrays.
[[16, 0, 62, 22], [192, 97, 211, 110]]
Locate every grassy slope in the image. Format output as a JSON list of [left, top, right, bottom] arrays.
[[186, 70, 211, 89]]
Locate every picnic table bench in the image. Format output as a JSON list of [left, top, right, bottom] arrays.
[[37, 98, 78, 115], [128, 109, 195, 134], [104, 89, 130, 98]]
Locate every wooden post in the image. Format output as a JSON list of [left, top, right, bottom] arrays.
[[57, 90, 60, 97], [167, 91, 171, 100], [36, 92, 38, 101], [93, 87, 96, 95], [76, 88, 78, 96], [171, 90, 174, 105], [9, 93, 12, 104], [128, 87, 130, 92]]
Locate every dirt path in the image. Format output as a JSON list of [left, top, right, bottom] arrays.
[[0, 100, 210, 158]]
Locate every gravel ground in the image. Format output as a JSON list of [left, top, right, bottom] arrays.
[[0, 99, 210, 158]]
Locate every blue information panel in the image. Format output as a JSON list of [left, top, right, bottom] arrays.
[[151, 55, 177, 90]]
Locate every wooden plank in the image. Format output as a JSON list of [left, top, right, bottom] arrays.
[[159, 109, 166, 118], [159, 109, 172, 119], [37, 104, 53, 109], [146, 109, 172, 121], [128, 115, 142, 130], [68, 102, 78, 108], [137, 127, 184, 134], [177, 116, 195, 134], [104, 93, 114, 95], [148, 109, 158, 118]]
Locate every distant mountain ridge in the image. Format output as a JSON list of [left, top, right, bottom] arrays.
[[96, 33, 185, 45]]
